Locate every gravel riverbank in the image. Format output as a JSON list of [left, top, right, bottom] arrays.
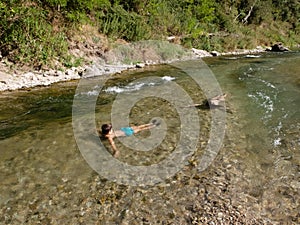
[[0, 44, 266, 92]]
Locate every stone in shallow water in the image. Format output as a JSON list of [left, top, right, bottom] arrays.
[[290, 181, 300, 190]]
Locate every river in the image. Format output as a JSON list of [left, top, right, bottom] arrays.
[[0, 51, 299, 224]]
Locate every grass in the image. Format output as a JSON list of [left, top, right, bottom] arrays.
[[106, 40, 191, 65]]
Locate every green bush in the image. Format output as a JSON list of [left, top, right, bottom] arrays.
[[0, 0, 299, 68], [99, 4, 150, 41], [0, 4, 68, 67]]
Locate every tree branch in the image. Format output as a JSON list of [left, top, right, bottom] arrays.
[[242, 0, 257, 24]]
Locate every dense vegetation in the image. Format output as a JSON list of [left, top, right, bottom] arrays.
[[0, 0, 299, 68]]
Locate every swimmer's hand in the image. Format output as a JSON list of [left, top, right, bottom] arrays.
[[113, 150, 120, 158]]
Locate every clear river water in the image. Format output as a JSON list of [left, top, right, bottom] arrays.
[[0, 51, 299, 224]]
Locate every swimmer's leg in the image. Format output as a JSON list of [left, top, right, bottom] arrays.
[[130, 119, 161, 133]]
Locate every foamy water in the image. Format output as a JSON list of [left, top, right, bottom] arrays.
[[105, 76, 175, 94], [74, 76, 176, 96]]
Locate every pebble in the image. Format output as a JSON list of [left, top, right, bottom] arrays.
[[217, 212, 223, 218]]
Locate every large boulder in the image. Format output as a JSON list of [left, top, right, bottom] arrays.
[[267, 43, 289, 52]]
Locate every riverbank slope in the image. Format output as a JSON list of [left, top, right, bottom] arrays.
[[0, 41, 267, 92]]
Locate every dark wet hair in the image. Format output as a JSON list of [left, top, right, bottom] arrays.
[[101, 124, 112, 135]]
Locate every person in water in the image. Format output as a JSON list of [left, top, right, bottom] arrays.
[[100, 120, 159, 157]]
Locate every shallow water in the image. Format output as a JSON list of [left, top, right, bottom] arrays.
[[205, 52, 300, 222], [0, 52, 299, 224]]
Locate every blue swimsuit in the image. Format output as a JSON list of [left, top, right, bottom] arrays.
[[120, 127, 135, 136]]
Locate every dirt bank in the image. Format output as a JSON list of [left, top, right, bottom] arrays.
[[0, 41, 266, 92]]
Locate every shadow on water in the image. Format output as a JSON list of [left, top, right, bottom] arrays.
[[0, 83, 77, 140]]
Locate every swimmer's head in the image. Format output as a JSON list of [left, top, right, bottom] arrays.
[[101, 123, 112, 135]]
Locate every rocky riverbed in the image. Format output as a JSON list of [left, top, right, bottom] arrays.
[[0, 104, 273, 224], [0, 106, 279, 224]]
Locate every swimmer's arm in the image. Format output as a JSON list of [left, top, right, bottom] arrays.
[[108, 136, 119, 157]]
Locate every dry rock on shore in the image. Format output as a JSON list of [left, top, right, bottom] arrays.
[[0, 62, 137, 92], [266, 42, 290, 52]]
